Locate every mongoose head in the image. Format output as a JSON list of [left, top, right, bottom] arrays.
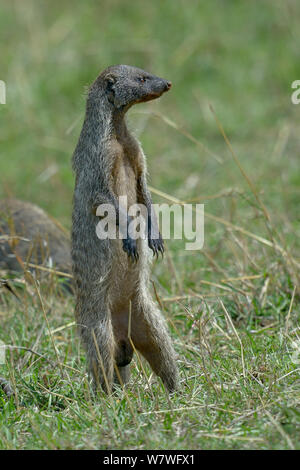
[[90, 65, 172, 112]]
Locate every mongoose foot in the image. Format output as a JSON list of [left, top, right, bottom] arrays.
[[122, 237, 139, 262], [148, 233, 164, 258]]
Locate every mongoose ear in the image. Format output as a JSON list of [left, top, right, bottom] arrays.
[[106, 74, 116, 90], [106, 74, 125, 109], [106, 74, 116, 104]]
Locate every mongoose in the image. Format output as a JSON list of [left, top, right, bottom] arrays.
[[71, 65, 179, 393], [0, 199, 72, 286]]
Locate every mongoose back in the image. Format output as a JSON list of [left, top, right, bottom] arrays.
[[71, 65, 179, 392], [0, 199, 72, 285]]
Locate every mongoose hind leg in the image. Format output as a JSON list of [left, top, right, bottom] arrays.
[[76, 292, 115, 393], [130, 293, 179, 392]]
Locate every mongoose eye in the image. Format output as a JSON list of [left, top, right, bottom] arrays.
[[138, 77, 147, 83]]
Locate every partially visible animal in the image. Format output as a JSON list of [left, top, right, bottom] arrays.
[[0, 199, 72, 287]]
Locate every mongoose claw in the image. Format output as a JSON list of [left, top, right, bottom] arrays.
[[122, 237, 139, 262], [148, 235, 164, 258], [158, 243, 164, 257]]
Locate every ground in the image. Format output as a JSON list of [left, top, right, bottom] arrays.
[[0, 0, 299, 450]]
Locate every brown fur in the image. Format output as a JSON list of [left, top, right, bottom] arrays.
[[0, 199, 72, 289], [71, 65, 179, 393]]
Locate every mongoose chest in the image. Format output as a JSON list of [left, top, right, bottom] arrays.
[[112, 144, 139, 208]]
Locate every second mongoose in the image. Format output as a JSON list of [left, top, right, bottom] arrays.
[[71, 65, 179, 393], [0, 199, 72, 285]]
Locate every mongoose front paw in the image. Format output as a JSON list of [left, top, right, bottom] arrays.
[[122, 237, 139, 262], [148, 233, 164, 258]]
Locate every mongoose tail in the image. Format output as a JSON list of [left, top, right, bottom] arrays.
[[71, 65, 179, 393]]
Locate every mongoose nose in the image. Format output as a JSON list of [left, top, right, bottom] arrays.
[[165, 81, 172, 90]]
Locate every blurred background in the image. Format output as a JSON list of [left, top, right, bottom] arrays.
[[0, 0, 299, 276]]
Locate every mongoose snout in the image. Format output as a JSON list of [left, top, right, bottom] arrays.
[[135, 77, 172, 103]]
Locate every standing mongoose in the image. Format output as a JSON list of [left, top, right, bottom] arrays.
[[0, 199, 72, 286], [71, 65, 179, 393]]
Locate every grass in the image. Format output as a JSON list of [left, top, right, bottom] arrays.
[[0, 0, 299, 450]]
